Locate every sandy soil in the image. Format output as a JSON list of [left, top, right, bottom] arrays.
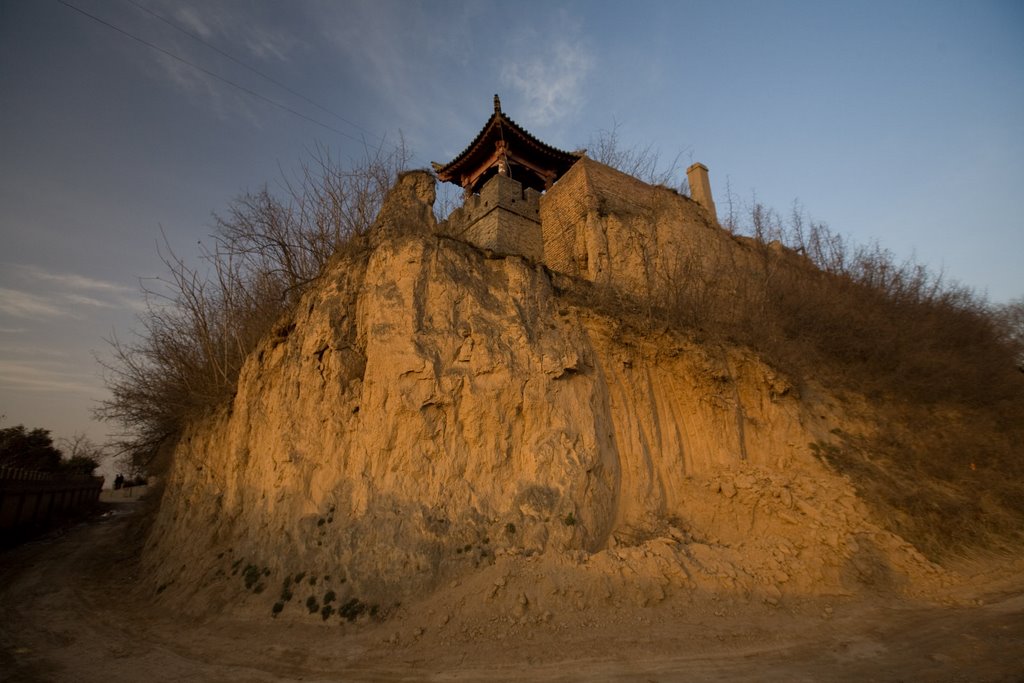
[[1, 500, 1022, 682]]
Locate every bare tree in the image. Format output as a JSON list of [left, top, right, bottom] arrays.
[[995, 297, 1024, 369], [97, 139, 411, 466], [57, 433, 105, 475], [586, 121, 690, 192]]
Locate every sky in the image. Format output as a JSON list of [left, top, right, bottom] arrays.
[[1, 0, 1022, 476]]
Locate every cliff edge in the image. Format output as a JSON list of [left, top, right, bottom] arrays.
[[143, 170, 949, 622]]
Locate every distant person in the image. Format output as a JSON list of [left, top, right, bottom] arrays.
[[114, 473, 124, 490]]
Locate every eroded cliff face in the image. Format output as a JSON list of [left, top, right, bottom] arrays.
[[145, 172, 945, 618]]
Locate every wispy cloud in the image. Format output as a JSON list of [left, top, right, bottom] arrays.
[[0, 267, 131, 399], [320, 3, 430, 118], [19, 266, 137, 297], [171, 5, 214, 39], [0, 288, 67, 318], [153, 1, 298, 64], [0, 265, 144, 319], [0, 360, 101, 395], [0, 345, 68, 358], [500, 29, 594, 126], [316, 2, 483, 149], [66, 294, 118, 309], [135, 1, 298, 125]]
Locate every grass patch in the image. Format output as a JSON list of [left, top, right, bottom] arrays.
[[243, 564, 260, 590], [338, 597, 366, 622], [811, 410, 1024, 560], [569, 199, 1024, 557]]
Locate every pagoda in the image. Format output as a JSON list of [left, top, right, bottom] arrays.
[[432, 95, 582, 195], [431, 95, 722, 282]]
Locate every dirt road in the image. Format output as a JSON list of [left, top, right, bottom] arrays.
[[1, 502, 1022, 682]]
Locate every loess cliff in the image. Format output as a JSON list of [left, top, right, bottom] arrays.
[[144, 170, 949, 621]]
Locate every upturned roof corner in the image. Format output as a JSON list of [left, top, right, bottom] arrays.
[[432, 95, 582, 194]]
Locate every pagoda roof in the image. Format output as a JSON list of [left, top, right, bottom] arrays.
[[432, 95, 583, 194]]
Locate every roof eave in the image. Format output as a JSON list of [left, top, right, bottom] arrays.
[[432, 111, 581, 182]]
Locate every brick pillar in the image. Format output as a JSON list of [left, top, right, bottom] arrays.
[[686, 162, 717, 222]]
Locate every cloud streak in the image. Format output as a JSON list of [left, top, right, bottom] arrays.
[[0, 360, 102, 395], [0, 265, 144, 319], [19, 266, 137, 296], [0, 287, 68, 318], [500, 32, 594, 126], [82, 1, 303, 129], [145, 1, 299, 66]]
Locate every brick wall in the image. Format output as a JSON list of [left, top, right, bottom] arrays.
[[440, 157, 760, 305], [438, 174, 543, 261], [541, 157, 726, 298], [539, 160, 591, 276], [440, 156, 814, 333]]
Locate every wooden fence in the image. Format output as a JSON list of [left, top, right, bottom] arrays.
[[0, 467, 104, 544]]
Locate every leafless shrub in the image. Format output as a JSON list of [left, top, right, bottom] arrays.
[[98, 140, 410, 464], [653, 196, 1022, 410], [216, 138, 411, 294], [643, 195, 1024, 556], [587, 121, 689, 193], [994, 297, 1024, 368], [815, 411, 1024, 559]]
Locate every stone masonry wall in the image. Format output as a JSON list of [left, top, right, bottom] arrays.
[[538, 160, 591, 276], [441, 157, 742, 303], [540, 157, 723, 297], [440, 173, 543, 261]]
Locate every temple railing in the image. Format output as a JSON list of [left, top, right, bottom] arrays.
[[0, 467, 105, 544]]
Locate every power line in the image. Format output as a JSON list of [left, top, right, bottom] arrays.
[[120, 0, 382, 143], [57, 0, 368, 145]]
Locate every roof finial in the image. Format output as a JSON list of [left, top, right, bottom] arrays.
[[494, 93, 501, 113]]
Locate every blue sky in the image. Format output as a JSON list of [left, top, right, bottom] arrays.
[[1, 0, 1022, 463]]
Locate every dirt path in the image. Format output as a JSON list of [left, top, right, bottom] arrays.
[[1, 504, 1022, 682]]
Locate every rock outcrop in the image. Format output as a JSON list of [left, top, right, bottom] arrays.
[[144, 169, 945, 619]]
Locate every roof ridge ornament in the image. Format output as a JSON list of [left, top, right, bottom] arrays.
[[434, 96, 581, 193]]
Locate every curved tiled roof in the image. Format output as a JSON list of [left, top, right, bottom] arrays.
[[432, 95, 582, 191]]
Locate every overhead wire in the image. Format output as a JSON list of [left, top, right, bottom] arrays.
[[119, 0, 383, 144], [56, 0, 374, 146]]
